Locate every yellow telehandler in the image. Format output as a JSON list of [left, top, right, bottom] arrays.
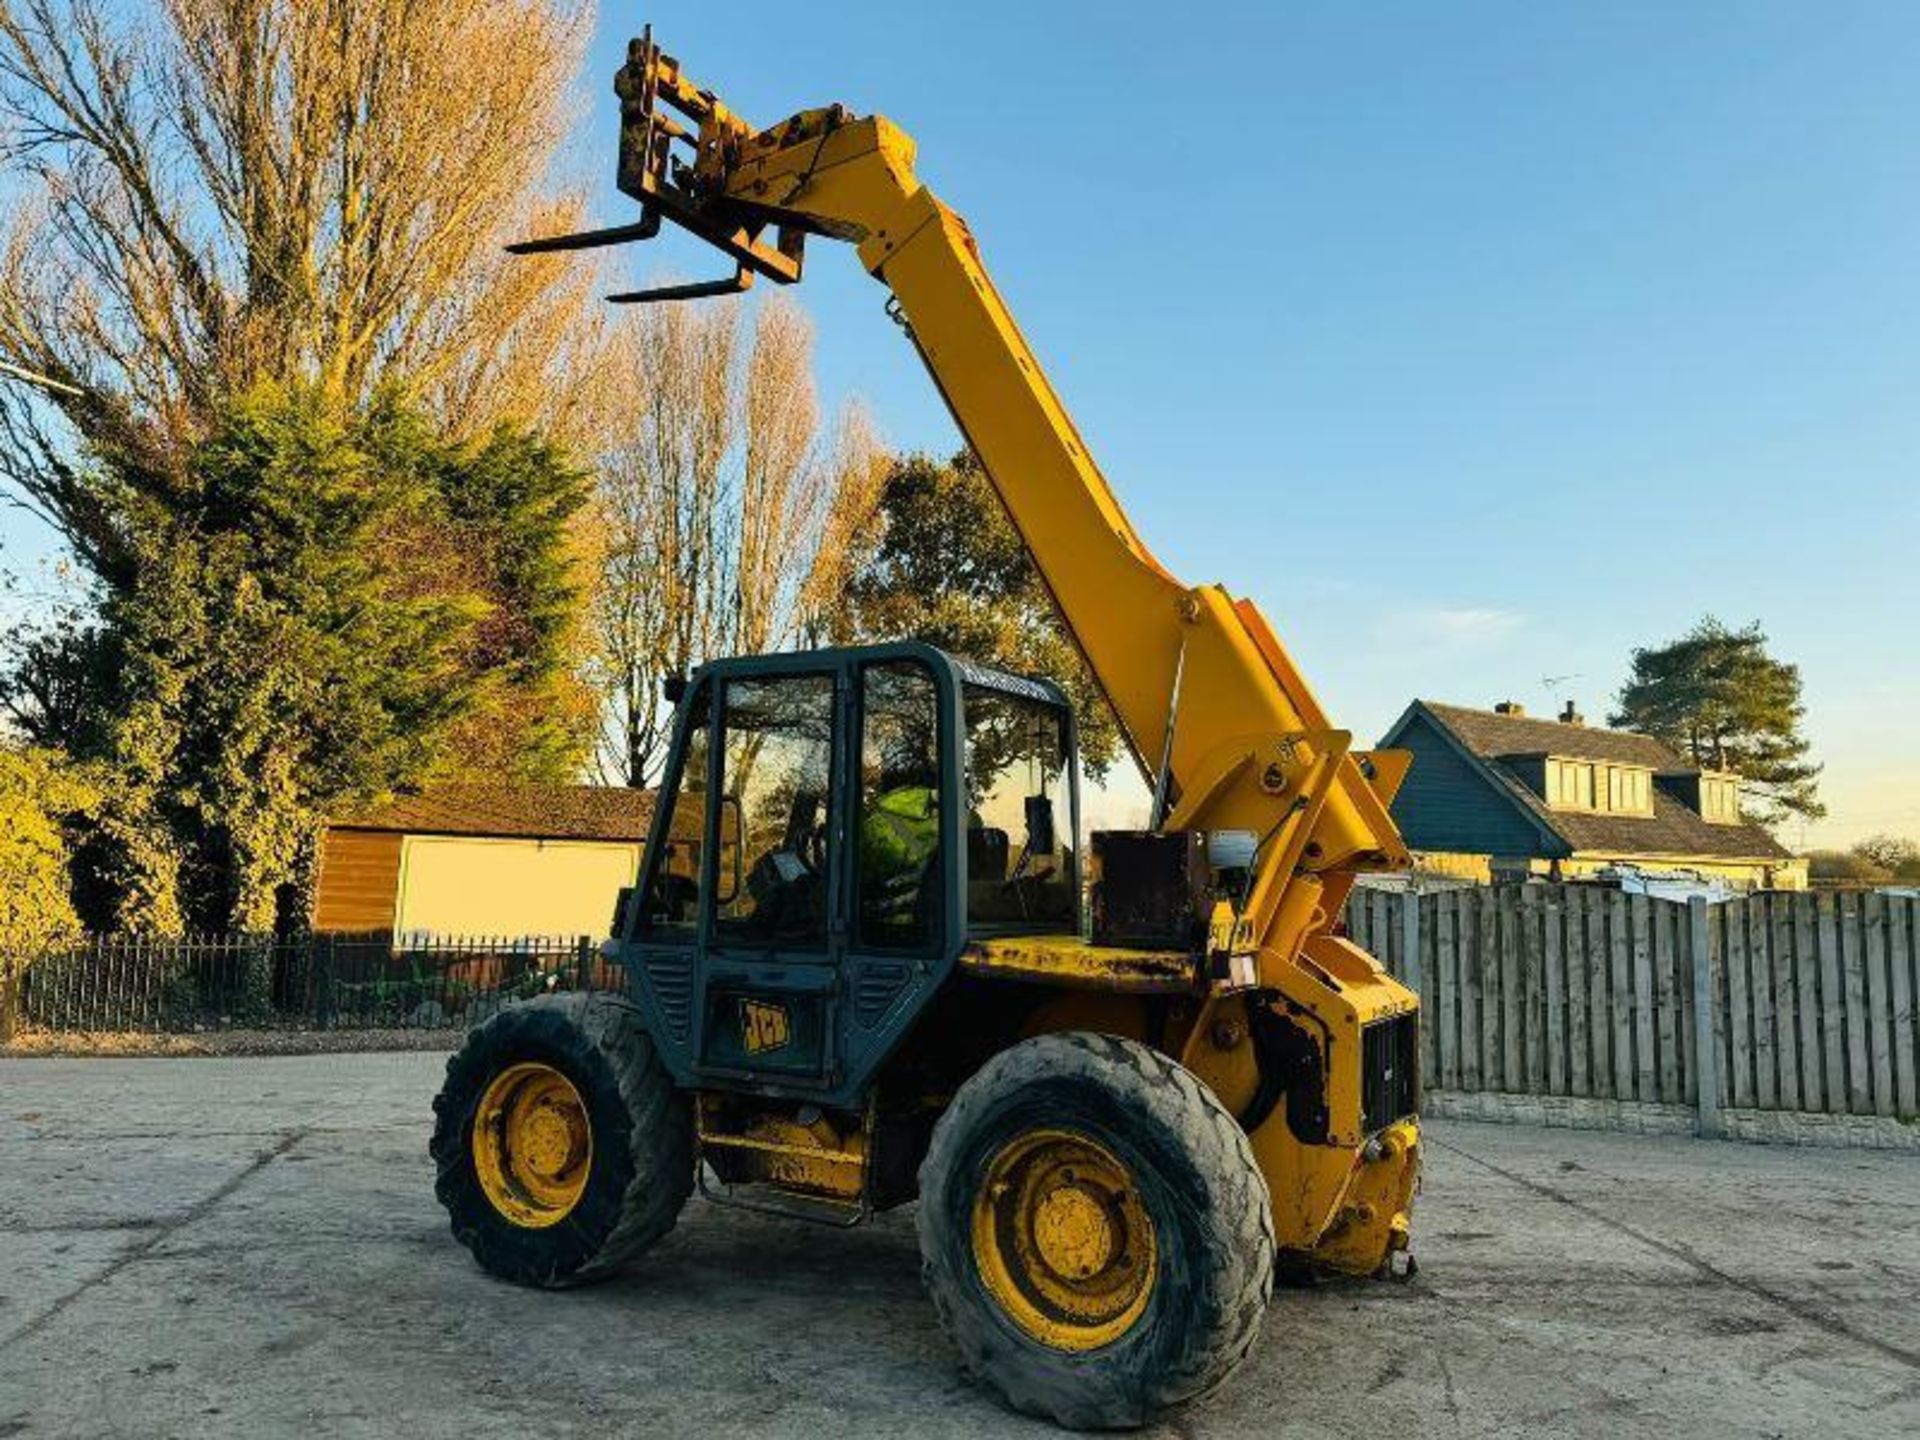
[[430, 29, 1420, 1428]]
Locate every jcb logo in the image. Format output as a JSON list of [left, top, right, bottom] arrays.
[[740, 999, 791, 1056]]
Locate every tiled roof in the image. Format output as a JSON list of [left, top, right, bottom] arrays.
[[332, 784, 654, 842], [1414, 702, 1792, 863], [1423, 702, 1676, 768]]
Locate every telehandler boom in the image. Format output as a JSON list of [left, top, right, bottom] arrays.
[[431, 30, 1422, 1428]]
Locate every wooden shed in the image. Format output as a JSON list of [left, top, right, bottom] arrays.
[[312, 785, 654, 940]]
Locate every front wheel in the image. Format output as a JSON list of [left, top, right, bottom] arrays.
[[917, 1032, 1275, 1428], [430, 992, 692, 1287]]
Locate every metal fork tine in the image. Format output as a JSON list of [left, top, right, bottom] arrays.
[[607, 269, 754, 305], [506, 215, 661, 256]]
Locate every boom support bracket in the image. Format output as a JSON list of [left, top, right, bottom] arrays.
[[510, 25, 811, 300]]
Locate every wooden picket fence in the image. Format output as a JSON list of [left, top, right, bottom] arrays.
[[1345, 885, 1920, 1129]]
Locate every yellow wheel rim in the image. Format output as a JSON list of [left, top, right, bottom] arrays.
[[970, 1129, 1158, 1352], [472, 1062, 593, 1228]]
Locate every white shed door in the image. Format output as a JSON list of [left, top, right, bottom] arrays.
[[394, 837, 643, 940]]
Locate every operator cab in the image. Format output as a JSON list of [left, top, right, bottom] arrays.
[[618, 643, 1080, 1104]]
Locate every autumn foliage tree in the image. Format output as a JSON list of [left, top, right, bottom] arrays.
[[1806, 837, 1920, 885], [0, 744, 94, 954], [0, 0, 605, 929], [840, 450, 1122, 778], [0, 0, 607, 509]]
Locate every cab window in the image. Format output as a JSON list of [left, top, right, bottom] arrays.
[[637, 683, 709, 937], [714, 674, 835, 946], [857, 661, 942, 950], [964, 685, 1075, 931]]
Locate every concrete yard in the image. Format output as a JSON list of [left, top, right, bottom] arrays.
[[1, 1054, 1916, 1438]]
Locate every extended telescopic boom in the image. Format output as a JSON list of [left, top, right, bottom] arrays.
[[516, 29, 1412, 987]]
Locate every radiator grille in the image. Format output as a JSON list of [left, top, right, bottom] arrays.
[[852, 962, 911, 1029], [1361, 1012, 1419, 1131], [643, 951, 694, 1040]]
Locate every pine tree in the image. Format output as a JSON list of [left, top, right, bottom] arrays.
[[1611, 617, 1823, 829]]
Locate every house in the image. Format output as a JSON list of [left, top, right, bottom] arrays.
[[1377, 700, 1806, 891], [312, 785, 654, 939]]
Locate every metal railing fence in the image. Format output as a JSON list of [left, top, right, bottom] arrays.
[[0, 932, 625, 1039]]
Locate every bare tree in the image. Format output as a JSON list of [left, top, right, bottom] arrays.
[[797, 402, 888, 645], [588, 295, 887, 788], [0, 0, 608, 573]]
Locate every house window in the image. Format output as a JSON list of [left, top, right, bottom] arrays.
[[1548, 760, 1651, 815], [1600, 764, 1652, 816], [1701, 775, 1740, 824], [1548, 759, 1596, 810]]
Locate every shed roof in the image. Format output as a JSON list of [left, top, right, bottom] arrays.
[[332, 784, 654, 843], [1398, 703, 1792, 863]]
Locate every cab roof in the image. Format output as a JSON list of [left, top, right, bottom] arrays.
[[689, 642, 1069, 708]]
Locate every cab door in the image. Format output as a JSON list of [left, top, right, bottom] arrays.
[[622, 676, 715, 1069], [694, 668, 843, 1085], [835, 655, 960, 1076]]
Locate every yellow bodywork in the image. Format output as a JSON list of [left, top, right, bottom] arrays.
[[961, 936, 1199, 993], [721, 65, 1420, 1280], [696, 1096, 868, 1203], [547, 37, 1423, 1279], [1176, 941, 1421, 1274], [1005, 944, 1420, 1275]]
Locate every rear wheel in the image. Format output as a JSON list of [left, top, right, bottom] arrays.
[[917, 1032, 1275, 1428], [431, 991, 692, 1286]]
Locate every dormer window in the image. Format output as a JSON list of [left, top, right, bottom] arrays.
[[1541, 758, 1652, 815], [1547, 758, 1593, 810], [1606, 765, 1652, 814], [1653, 769, 1742, 823], [1699, 773, 1741, 824]]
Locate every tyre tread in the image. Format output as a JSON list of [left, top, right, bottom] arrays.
[[916, 1030, 1275, 1427], [429, 991, 692, 1288]]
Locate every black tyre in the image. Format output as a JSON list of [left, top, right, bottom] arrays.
[[917, 1032, 1275, 1429], [430, 991, 693, 1287]]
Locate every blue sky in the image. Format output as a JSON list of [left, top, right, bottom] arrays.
[[4, 3, 1914, 847], [575, 1, 1919, 847]]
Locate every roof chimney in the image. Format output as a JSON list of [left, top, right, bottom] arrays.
[[1493, 700, 1525, 717], [1559, 701, 1585, 726]]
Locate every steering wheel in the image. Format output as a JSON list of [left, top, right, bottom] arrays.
[[782, 790, 828, 875]]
